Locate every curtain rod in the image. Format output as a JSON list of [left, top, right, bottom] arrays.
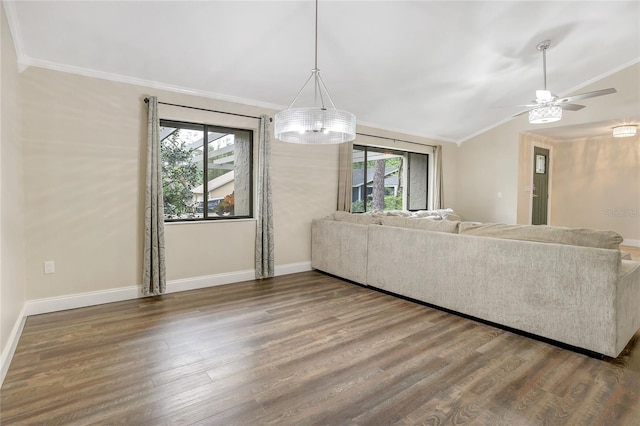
[[143, 98, 271, 122], [143, 99, 434, 145], [356, 132, 437, 149]]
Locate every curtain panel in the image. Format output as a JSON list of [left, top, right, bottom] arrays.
[[432, 144, 445, 209], [337, 141, 353, 212], [255, 115, 275, 279], [142, 96, 167, 295]]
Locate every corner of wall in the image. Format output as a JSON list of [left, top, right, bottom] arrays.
[[0, 305, 26, 386], [0, 0, 28, 387]]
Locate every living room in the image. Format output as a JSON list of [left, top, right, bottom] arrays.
[[1, 1, 639, 424]]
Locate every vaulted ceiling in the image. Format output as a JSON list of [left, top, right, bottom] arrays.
[[4, 1, 640, 143]]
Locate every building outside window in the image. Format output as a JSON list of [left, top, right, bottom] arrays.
[[160, 120, 253, 221]]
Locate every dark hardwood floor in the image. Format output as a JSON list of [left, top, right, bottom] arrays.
[[2, 271, 640, 425]]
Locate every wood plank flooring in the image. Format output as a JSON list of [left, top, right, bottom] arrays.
[[2, 271, 640, 425], [621, 245, 640, 261]]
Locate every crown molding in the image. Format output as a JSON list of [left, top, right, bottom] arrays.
[[356, 119, 456, 145], [20, 55, 455, 145], [20, 56, 287, 112], [561, 57, 640, 97], [2, 0, 29, 70]]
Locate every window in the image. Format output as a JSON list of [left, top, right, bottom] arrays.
[[160, 120, 253, 221], [352, 145, 428, 212]]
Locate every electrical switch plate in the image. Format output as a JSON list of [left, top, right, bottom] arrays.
[[44, 261, 55, 274]]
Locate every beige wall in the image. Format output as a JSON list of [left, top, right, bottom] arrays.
[[20, 66, 452, 300], [456, 119, 522, 223], [516, 130, 640, 241], [551, 134, 640, 241], [458, 63, 640, 225], [1, 3, 26, 365], [20, 67, 341, 297]]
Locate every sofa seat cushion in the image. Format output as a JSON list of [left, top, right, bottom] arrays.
[[379, 216, 460, 233], [459, 222, 623, 250]]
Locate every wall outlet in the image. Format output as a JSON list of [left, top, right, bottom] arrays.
[[497, 192, 503, 199], [44, 261, 55, 274]]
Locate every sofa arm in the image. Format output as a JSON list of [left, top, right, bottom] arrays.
[[311, 219, 369, 285], [616, 260, 640, 355]]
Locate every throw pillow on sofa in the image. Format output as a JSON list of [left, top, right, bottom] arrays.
[[411, 208, 461, 221]]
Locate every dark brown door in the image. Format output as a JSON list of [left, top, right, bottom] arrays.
[[532, 146, 549, 225]]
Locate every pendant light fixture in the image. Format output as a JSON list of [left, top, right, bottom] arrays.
[[274, 0, 356, 144]]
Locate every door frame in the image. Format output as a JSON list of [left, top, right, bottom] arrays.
[[528, 141, 553, 225]]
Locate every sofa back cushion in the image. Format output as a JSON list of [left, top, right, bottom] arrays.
[[333, 211, 381, 225], [458, 222, 623, 250], [379, 216, 460, 233]]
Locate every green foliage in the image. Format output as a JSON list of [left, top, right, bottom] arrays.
[[161, 129, 202, 218], [351, 199, 365, 212], [384, 195, 403, 210]]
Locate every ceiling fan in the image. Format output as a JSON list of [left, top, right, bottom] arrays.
[[514, 40, 617, 123]]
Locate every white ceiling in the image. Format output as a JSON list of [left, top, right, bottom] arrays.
[[5, 1, 640, 143]]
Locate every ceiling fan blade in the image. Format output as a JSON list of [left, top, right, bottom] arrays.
[[557, 88, 617, 104], [560, 103, 585, 111]]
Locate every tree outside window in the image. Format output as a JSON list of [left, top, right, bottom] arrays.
[[160, 120, 253, 221], [352, 145, 427, 212]]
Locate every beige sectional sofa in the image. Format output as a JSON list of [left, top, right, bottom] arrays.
[[311, 211, 640, 358]]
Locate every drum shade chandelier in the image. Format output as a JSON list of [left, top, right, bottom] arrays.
[[274, 0, 356, 144]]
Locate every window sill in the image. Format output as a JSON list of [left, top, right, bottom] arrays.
[[164, 218, 257, 226]]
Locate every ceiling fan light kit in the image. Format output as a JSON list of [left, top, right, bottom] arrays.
[[529, 105, 562, 124], [516, 40, 617, 125], [612, 125, 637, 138], [274, 0, 356, 144]]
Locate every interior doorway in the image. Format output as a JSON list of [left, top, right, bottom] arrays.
[[532, 146, 550, 225]]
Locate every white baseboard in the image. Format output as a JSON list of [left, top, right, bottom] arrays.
[[166, 269, 256, 294], [622, 238, 640, 248], [275, 261, 312, 276], [25, 285, 141, 316], [24, 261, 312, 317], [1, 305, 27, 386], [165, 262, 312, 294]]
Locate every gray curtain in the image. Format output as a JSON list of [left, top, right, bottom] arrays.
[[256, 115, 275, 279], [337, 141, 353, 211], [432, 144, 445, 209], [142, 96, 167, 295]]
